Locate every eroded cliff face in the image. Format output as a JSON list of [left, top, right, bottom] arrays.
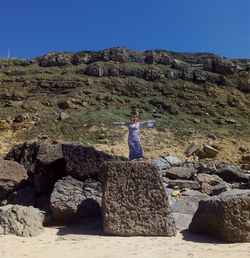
[[0, 47, 249, 162]]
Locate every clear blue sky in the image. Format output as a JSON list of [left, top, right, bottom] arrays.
[[0, 0, 249, 59]]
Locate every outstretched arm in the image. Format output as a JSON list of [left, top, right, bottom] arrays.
[[112, 122, 127, 126], [139, 120, 155, 127]]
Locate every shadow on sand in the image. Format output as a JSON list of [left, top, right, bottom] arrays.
[[180, 229, 226, 244], [56, 218, 104, 236]]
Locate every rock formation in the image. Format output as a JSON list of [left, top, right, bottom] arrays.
[[102, 161, 177, 236]]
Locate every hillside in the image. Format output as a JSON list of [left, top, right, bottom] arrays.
[[0, 47, 249, 162]]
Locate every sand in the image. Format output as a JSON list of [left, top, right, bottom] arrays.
[[0, 223, 249, 258]]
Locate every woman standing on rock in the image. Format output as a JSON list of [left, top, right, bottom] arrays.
[[113, 114, 154, 160]]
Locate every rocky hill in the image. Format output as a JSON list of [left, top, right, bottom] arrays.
[[0, 47, 249, 162]]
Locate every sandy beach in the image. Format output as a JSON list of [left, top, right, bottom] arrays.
[[0, 222, 249, 258]]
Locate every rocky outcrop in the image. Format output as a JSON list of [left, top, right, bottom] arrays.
[[102, 161, 176, 236], [38, 52, 70, 67], [0, 159, 27, 201], [62, 143, 126, 180], [189, 191, 250, 242], [0, 205, 44, 237], [50, 176, 102, 222]]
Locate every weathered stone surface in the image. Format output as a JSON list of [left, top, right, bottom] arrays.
[[32, 143, 66, 193], [173, 213, 193, 231], [0, 205, 44, 237], [85, 63, 105, 77], [168, 179, 201, 190], [211, 182, 231, 195], [58, 111, 70, 120], [102, 161, 176, 236], [151, 156, 171, 170], [181, 189, 206, 197], [168, 194, 205, 215], [164, 155, 183, 166], [197, 173, 223, 186], [189, 192, 250, 242], [164, 167, 196, 180], [216, 163, 249, 183], [198, 144, 219, 159], [5, 141, 40, 169], [197, 162, 217, 174], [38, 52, 70, 67], [0, 159, 27, 201], [110, 47, 129, 63], [185, 142, 203, 157], [62, 143, 126, 180], [201, 182, 213, 195], [50, 176, 102, 222], [213, 58, 236, 75]]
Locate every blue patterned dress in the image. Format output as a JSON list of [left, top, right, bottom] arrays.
[[113, 120, 154, 160]]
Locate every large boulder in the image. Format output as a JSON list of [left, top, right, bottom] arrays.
[[50, 176, 102, 223], [0, 205, 44, 237], [216, 163, 249, 183], [32, 143, 66, 193], [62, 143, 126, 181], [0, 159, 27, 201], [189, 190, 250, 242], [102, 161, 176, 236]]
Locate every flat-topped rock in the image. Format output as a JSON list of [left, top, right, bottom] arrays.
[[189, 191, 250, 242], [102, 161, 176, 236]]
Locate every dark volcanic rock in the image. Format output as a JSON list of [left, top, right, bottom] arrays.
[[0, 205, 44, 237], [62, 143, 126, 181], [0, 159, 27, 201], [32, 143, 66, 194], [216, 163, 249, 183], [102, 161, 176, 236], [50, 176, 102, 222], [164, 167, 197, 180], [189, 191, 250, 242]]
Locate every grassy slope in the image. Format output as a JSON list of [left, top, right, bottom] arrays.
[[0, 55, 249, 162]]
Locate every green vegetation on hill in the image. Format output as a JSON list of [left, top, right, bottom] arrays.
[[0, 47, 249, 149]]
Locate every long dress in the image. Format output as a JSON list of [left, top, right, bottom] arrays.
[[113, 120, 154, 160]]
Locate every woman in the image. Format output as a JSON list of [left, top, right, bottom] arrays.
[[113, 114, 154, 160]]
